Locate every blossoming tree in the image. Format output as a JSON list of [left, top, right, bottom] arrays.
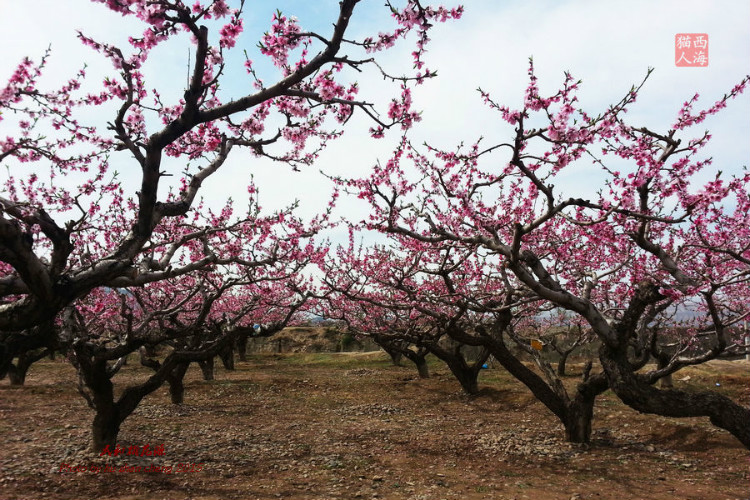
[[66, 193, 325, 451], [0, 0, 461, 341], [346, 63, 750, 447], [320, 234, 609, 441]]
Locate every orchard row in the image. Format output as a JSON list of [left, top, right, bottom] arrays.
[[1, 0, 747, 453]]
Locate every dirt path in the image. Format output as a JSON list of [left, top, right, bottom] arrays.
[[1, 353, 748, 500]]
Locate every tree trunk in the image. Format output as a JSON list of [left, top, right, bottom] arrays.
[[395, 347, 429, 378], [1, 322, 55, 383], [564, 409, 591, 443], [557, 352, 569, 377], [7, 364, 26, 386], [563, 394, 595, 443], [436, 351, 481, 395], [199, 357, 214, 381], [386, 349, 402, 366], [169, 377, 184, 404], [236, 333, 248, 362], [560, 366, 608, 443], [482, 337, 567, 420], [167, 362, 190, 405], [77, 334, 239, 453], [600, 346, 750, 449], [92, 405, 121, 453], [80, 358, 123, 453], [448, 325, 612, 442], [414, 357, 430, 378], [656, 356, 673, 388], [452, 366, 479, 395], [220, 346, 234, 371], [5, 348, 47, 386]]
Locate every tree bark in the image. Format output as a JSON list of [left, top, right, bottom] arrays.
[[79, 357, 124, 453], [236, 332, 248, 362], [656, 354, 673, 388], [77, 331, 240, 452], [482, 336, 567, 420], [219, 346, 234, 370], [600, 346, 750, 448], [167, 362, 190, 405], [451, 366, 479, 395], [415, 357, 430, 378], [7, 364, 27, 385], [386, 349, 403, 366], [562, 372, 606, 443], [659, 372, 674, 389], [199, 357, 214, 381], [392, 345, 430, 378], [563, 405, 591, 443], [92, 404, 121, 453], [1, 320, 56, 382], [428, 342, 488, 395], [6, 348, 49, 386]]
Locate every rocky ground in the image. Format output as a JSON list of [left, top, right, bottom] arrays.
[[1, 353, 748, 500]]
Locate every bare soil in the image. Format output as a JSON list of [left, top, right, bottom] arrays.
[[1, 353, 748, 500]]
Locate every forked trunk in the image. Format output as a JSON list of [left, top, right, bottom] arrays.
[[563, 394, 596, 443], [399, 348, 430, 378], [442, 358, 481, 395], [435, 345, 489, 396], [454, 368, 479, 395]]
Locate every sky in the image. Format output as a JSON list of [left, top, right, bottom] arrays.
[[1, 0, 749, 246]]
